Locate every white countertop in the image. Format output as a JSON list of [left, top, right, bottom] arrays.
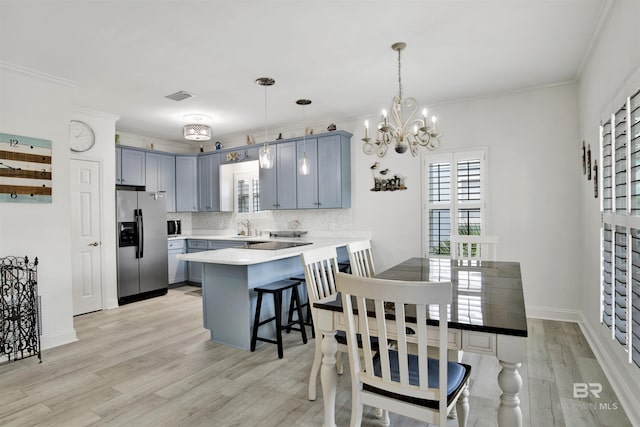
[[176, 236, 364, 266]]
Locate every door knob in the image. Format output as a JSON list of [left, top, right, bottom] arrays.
[[88, 242, 99, 246]]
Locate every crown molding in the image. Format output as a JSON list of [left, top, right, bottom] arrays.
[[0, 61, 76, 88]]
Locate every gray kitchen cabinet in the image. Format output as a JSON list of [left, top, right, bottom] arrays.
[[186, 239, 207, 283], [186, 239, 247, 283], [259, 141, 297, 210], [146, 152, 176, 212], [296, 133, 351, 209], [115, 147, 122, 184], [198, 153, 221, 211], [317, 133, 351, 208], [168, 239, 186, 284], [175, 155, 198, 212], [296, 137, 319, 209], [120, 148, 146, 186]]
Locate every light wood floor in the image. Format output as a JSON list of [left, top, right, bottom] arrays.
[[0, 286, 632, 426]]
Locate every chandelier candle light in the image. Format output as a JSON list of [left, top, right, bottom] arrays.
[[256, 77, 276, 169], [297, 99, 311, 175], [363, 42, 442, 157]]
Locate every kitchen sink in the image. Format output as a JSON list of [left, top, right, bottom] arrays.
[[240, 241, 312, 250]]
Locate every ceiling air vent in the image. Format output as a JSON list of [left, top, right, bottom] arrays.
[[165, 91, 194, 101]]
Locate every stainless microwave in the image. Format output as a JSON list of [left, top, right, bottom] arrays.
[[167, 219, 181, 236]]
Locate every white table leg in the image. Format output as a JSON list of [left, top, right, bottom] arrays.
[[498, 360, 522, 426], [320, 328, 338, 427], [496, 335, 524, 427]]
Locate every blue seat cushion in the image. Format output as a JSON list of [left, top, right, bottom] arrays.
[[363, 349, 471, 409]]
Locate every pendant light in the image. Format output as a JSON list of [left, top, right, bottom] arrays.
[[256, 77, 275, 169], [297, 99, 311, 175]]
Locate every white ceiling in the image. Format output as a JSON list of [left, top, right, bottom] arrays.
[[0, 1, 610, 143]]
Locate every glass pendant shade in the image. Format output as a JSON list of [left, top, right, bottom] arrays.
[[256, 77, 276, 169], [259, 145, 274, 169], [298, 153, 310, 175], [296, 98, 312, 176]]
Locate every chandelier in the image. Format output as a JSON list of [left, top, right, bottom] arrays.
[[362, 42, 442, 157], [256, 77, 275, 169]]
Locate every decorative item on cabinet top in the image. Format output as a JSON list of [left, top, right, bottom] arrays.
[[0, 132, 52, 203]]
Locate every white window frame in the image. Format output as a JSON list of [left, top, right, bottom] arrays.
[[421, 148, 488, 257], [234, 171, 266, 218]]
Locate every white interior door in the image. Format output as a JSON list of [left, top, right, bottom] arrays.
[[71, 159, 103, 315]]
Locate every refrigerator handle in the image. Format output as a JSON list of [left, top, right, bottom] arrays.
[[134, 209, 140, 259], [138, 208, 144, 258]]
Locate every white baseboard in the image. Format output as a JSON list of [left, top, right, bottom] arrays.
[[576, 314, 640, 426], [526, 305, 581, 323], [40, 328, 77, 350]]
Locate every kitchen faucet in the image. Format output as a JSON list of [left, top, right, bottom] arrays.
[[239, 220, 252, 236]]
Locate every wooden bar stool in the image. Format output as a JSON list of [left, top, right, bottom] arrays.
[[250, 279, 308, 359], [288, 274, 314, 338]]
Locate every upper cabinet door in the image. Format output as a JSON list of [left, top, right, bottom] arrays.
[[276, 141, 297, 209], [146, 152, 176, 212], [259, 154, 277, 210], [145, 152, 161, 192], [175, 156, 198, 212], [296, 138, 319, 209], [317, 135, 343, 209], [198, 153, 220, 211], [115, 147, 122, 184], [121, 148, 145, 186], [160, 154, 176, 212]]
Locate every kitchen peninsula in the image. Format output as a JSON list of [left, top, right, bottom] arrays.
[[178, 236, 366, 350]]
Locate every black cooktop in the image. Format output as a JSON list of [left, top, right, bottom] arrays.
[[241, 241, 312, 250]]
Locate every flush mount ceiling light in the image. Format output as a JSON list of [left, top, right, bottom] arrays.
[[256, 77, 276, 169], [183, 114, 212, 141], [362, 42, 442, 157], [296, 99, 311, 176]]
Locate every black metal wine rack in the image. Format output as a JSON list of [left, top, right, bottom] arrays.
[[0, 256, 41, 364]]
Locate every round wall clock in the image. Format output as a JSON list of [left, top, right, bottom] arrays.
[[70, 120, 95, 152]]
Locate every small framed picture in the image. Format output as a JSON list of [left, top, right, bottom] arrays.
[[587, 144, 592, 180], [593, 160, 598, 198]]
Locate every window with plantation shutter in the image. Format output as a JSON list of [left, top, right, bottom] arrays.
[[600, 88, 640, 369], [424, 149, 487, 257]]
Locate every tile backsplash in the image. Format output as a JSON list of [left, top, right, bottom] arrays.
[[174, 209, 354, 236]]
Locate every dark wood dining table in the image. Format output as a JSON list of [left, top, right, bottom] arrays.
[[313, 257, 528, 427]]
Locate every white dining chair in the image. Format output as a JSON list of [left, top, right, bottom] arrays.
[[449, 234, 498, 261], [300, 246, 346, 401], [346, 240, 375, 277], [335, 272, 471, 426]]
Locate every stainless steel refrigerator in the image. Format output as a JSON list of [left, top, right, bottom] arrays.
[[117, 190, 168, 304]]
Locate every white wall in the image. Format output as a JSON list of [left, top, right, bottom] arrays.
[[433, 85, 581, 316], [0, 63, 78, 348], [578, 0, 640, 423]]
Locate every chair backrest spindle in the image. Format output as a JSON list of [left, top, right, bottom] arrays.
[[449, 235, 498, 261], [347, 240, 376, 277]]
